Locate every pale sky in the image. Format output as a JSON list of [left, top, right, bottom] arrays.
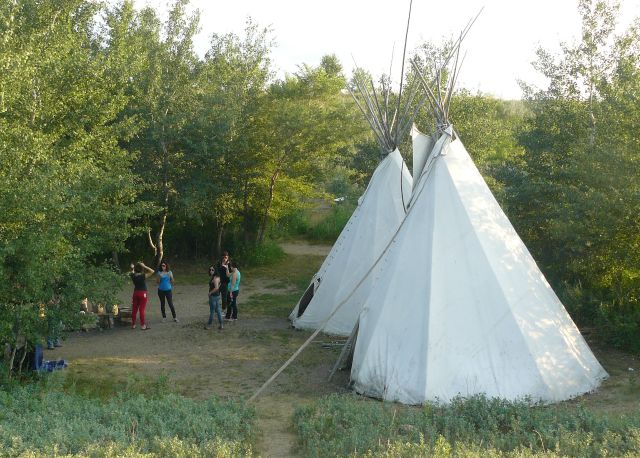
[[130, 0, 640, 99]]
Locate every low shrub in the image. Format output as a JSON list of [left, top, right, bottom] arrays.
[[306, 203, 355, 242], [293, 394, 640, 457], [235, 240, 285, 267], [0, 382, 255, 457], [556, 278, 640, 353], [0, 437, 252, 458], [599, 302, 640, 353], [270, 210, 312, 238]]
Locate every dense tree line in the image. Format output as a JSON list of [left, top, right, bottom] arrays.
[[0, 0, 638, 377], [505, 0, 640, 349]]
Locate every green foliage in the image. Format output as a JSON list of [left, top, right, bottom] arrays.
[[233, 240, 285, 267], [306, 203, 356, 242], [178, 17, 274, 254], [237, 56, 367, 243], [509, 0, 640, 349], [106, 0, 202, 266], [0, 0, 141, 376], [268, 210, 312, 239], [0, 380, 255, 457], [294, 394, 640, 457], [0, 438, 252, 457]]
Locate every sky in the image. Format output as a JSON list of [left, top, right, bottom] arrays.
[[130, 0, 640, 99]]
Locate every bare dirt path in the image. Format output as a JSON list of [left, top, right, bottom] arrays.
[[54, 241, 340, 457]]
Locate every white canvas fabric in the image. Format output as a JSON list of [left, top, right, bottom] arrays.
[[290, 149, 412, 336], [411, 125, 433, 189], [350, 131, 608, 405]]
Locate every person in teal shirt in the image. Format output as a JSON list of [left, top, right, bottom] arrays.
[[225, 261, 241, 321], [157, 261, 178, 322]]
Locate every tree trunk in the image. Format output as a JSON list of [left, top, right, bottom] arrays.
[[112, 251, 120, 270], [153, 139, 171, 268], [17, 346, 27, 375], [7, 344, 16, 380], [588, 77, 596, 150], [258, 169, 280, 243], [145, 209, 167, 269], [147, 227, 157, 257], [242, 179, 253, 244], [154, 209, 167, 268], [216, 222, 224, 257]]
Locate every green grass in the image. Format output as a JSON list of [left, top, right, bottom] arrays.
[[244, 253, 325, 291], [305, 204, 355, 242], [240, 252, 325, 318], [237, 240, 286, 267], [0, 374, 255, 457], [245, 292, 301, 317], [62, 371, 174, 401], [293, 394, 640, 457]]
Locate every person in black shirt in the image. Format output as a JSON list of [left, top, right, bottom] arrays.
[[130, 261, 155, 330], [215, 251, 231, 312]]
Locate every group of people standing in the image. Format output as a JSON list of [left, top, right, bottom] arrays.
[[206, 251, 241, 330], [128, 251, 241, 331]]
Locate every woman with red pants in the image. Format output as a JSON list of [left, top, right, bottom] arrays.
[[130, 261, 155, 330]]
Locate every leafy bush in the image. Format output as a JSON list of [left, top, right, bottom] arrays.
[[600, 308, 640, 352], [0, 382, 255, 457], [293, 394, 640, 457], [306, 203, 355, 242], [558, 282, 640, 352], [270, 210, 312, 238], [235, 240, 286, 267]]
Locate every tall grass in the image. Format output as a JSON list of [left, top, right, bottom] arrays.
[[306, 204, 355, 242], [236, 239, 286, 267], [293, 394, 640, 457], [0, 376, 255, 457]]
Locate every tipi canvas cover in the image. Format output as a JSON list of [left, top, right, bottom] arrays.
[[411, 124, 433, 189], [290, 149, 412, 336], [349, 128, 608, 404]]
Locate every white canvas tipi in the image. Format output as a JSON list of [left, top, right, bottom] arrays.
[[289, 64, 426, 336], [289, 150, 412, 335], [347, 126, 608, 404]]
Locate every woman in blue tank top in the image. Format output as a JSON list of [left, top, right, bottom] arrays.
[[225, 261, 241, 321], [157, 261, 178, 322]]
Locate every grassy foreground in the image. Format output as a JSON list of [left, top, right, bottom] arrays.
[[0, 375, 255, 457], [293, 394, 640, 457]]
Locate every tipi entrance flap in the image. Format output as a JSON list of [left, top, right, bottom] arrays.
[[295, 279, 317, 318]]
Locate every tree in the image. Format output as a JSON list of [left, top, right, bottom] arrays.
[[179, 18, 273, 255], [0, 0, 140, 376], [107, 0, 200, 267], [513, 0, 640, 347], [245, 56, 366, 243]]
